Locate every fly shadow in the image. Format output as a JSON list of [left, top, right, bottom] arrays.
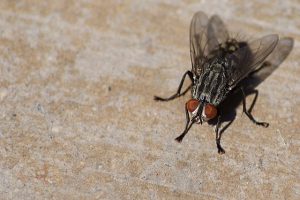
[[208, 37, 294, 140]]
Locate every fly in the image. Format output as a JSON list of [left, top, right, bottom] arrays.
[[154, 11, 286, 154]]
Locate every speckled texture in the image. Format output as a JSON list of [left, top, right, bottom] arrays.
[[0, 1, 299, 199]]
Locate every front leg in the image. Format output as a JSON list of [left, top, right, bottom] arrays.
[[154, 70, 193, 101], [175, 103, 193, 142], [215, 115, 225, 154]]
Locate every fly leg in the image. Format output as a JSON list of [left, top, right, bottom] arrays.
[[215, 115, 225, 154], [241, 88, 269, 127], [175, 103, 194, 142], [154, 70, 193, 101]]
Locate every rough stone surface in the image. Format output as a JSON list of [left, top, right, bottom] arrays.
[[0, 1, 299, 199]]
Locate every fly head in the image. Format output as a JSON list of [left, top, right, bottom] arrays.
[[186, 98, 218, 124]]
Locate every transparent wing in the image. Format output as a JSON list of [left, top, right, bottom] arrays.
[[245, 37, 294, 89], [227, 34, 279, 89], [190, 11, 209, 76], [207, 15, 229, 52]]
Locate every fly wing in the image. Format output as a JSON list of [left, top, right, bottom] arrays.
[[245, 37, 294, 89], [190, 11, 209, 76], [207, 15, 229, 52], [227, 34, 279, 89]]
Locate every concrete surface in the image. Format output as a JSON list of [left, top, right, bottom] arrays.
[[0, 1, 299, 199]]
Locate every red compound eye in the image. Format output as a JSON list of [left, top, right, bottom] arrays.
[[186, 99, 200, 112], [204, 104, 217, 119]]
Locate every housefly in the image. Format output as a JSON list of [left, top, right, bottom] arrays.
[[154, 11, 281, 154]]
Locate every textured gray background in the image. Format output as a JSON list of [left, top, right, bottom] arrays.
[[0, 1, 299, 199]]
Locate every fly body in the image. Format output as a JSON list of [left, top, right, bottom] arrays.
[[154, 11, 292, 154]]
